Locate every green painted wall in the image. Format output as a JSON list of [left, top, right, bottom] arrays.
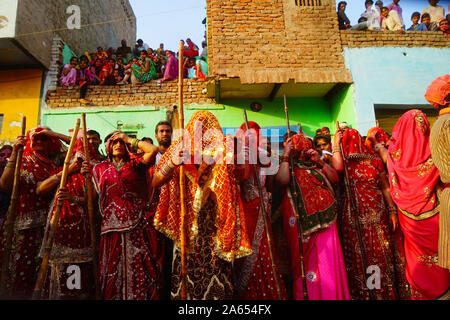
[[42, 94, 356, 150], [328, 84, 358, 131]]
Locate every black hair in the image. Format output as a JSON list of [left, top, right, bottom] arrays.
[[140, 50, 147, 55], [313, 134, 331, 147], [358, 17, 368, 23], [0, 145, 13, 152], [422, 13, 431, 20], [411, 11, 420, 19], [365, 0, 374, 5], [381, 6, 389, 11], [337, 1, 347, 8], [87, 130, 101, 139], [141, 137, 154, 144], [155, 121, 173, 134]]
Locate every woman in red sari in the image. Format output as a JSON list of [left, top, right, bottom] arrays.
[[276, 133, 350, 300], [38, 138, 100, 299], [373, 110, 450, 299], [233, 121, 287, 300], [0, 127, 69, 299], [152, 110, 252, 300], [332, 128, 410, 300], [92, 132, 165, 300]]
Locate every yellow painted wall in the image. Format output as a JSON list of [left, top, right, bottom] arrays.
[[0, 69, 43, 144]]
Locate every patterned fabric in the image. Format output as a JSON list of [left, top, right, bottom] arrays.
[[339, 129, 410, 300], [131, 57, 157, 82], [0, 126, 61, 299], [387, 110, 440, 218], [430, 113, 450, 270], [365, 127, 390, 151], [425, 74, 450, 108], [38, 138, 99, 299], [342, 128, 380, 161], [93, 142, 165, 300], [154, 110, 252, 262]]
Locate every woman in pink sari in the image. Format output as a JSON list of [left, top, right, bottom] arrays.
[[161, 51, 178, 82], [382, 109, 450, 300], [60, 57, 78, 87], [92, 132, 165, 300], [276, 133, 350, 300]]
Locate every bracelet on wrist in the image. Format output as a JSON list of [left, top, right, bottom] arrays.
[[131, 138, 140, 149], [52, 174, 60, 183], [5, 162, 15, 169], [280, 155, 290, 163]]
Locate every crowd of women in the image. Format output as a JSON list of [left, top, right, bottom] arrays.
[[0, 75, 448, 300]]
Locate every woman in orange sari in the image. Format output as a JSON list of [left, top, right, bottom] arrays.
[[152, 110, 252, 300]]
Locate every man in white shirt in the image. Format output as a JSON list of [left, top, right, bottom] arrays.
[[381, 7, 404, 31], [422, 0, 445, 24]]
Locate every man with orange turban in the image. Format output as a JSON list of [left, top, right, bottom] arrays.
[[427, 74, 450, 271]]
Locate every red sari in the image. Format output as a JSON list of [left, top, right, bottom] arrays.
[[93, 139, 165, 300], [38, 139, 99, 299], [340, 129, 410, 300], [387, 110, 450, 300], [0, 126, 61, 299]]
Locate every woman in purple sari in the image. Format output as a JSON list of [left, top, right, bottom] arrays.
[[161, 51, 178, 82]]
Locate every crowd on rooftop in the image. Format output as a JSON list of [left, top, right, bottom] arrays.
[[337, 0, 450, 37]]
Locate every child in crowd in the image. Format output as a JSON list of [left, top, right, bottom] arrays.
[[60, 57, 78, 87], [407, 12, 422, 30]]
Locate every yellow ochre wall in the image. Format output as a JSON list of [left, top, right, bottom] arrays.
[[0, 69, 43, 145]]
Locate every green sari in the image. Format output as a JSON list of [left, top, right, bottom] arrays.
[[131, 57, 157, 82]]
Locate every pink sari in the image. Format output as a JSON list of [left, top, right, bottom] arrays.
[[387, 110, 450, 300], [281, 134, 350, 300]]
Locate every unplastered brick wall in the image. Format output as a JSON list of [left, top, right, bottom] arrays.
[[45, 80, 214, 108], [340, 31, 450, 48], [206, 0, 352, 84]]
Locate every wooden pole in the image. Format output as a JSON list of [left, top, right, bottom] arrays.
[[0, 117, 26, 297], [178, 41, 187, 300], [284, 96, 308, 300], [243, 109, 283, 300], [336, 121, 375, 300], [81, 113, 100, 299], [32, 119, 81, 300]]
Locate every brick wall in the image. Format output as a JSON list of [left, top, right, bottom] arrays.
[[45, 80, 214, 108], [15, 0, 136, 69], [206, 0, 352, 84], [340, 31, 450, 48]]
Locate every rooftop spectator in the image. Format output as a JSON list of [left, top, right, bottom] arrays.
[[201, 41, 208, 57], [407, 12, 423, 31], [136, 39, 150, 52], [161, 50, 179, 82], [387, 0, 404, 26], [421, 13, 439, 31], [447, 13, 450, 24], [351, 0, 381, 30], [184, 38, 199, 58], [381, 6, 404, 32], [116, 39, 132, 60], [60, 57, 78, 87], [77, 57, 96, 104], [337, 1, 351, 30], [99, 58, 117, 86], [421, 0, 445, 24], [156, 43, 165, 57], [439, 18, 450, 38], [375, 1, 384, 24], [120, 50, 156, 85], [132, 44, 140, 58], [97, 47, 108, 60]]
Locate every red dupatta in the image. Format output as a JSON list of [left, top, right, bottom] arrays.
[[387, 109, 440, 219], [365, 127, 390, 151]]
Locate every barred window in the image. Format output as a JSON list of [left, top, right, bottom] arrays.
[[295, 0, 323, 6]]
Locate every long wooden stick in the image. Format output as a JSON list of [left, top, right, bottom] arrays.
[[336, 121, 375, 300], [0, 117, 26, 297], [243, 109, 283, 300], [284, 96, 308, 300], [32, 119, 81, 300], [178, 41, 188, 300], [81, 113, 100, 299]]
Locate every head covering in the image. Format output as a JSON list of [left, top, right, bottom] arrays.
[[387, 109, 440, 218], [425, 74, 450, 108], [24, 126, 62, 162], [365, 127, 390, 151], [105, 131, 130, 162], [291, 133, 313, 161], [342, 128, 379, 160], [71, 137, 100, 164], [154, 110, 251, 262]]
